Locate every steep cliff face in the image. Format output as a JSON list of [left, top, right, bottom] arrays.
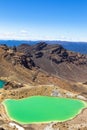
[[17, 42, 87, 82], [0, 44, 35, 69], [0, 45, 36, 84]]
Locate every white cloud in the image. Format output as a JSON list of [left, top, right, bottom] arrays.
[[0, 30, 87, 42], [0, 32, 15, 39], [0, 30, 30, 40], [20, 30, 28, 33]]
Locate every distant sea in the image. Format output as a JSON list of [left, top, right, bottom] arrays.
[[0, 40, 87, 54], [59, 42, 87, 55]]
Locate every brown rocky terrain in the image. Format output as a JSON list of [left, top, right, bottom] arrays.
[[18, 42, 87, 82], [0, 43, 87, 130]]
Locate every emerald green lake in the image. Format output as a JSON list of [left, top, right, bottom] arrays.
[[0, 80, 6, 88], [2, 96, 87, 124]]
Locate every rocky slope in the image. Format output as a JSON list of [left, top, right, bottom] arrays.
[[0, 43, 87, 93], [0, 43, 87, 130], [17, 42, 87, 82]]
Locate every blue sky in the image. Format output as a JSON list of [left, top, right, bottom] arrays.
[[0, 0, 87, 41]]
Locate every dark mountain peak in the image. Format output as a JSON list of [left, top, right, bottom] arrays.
[[46, 44, 65, 54], [17, 42, 87, 65], [17, 43, 31, 50], [17, 43, 31, 53], [32, 42, 47, 51], [18, 43, 31, 47]]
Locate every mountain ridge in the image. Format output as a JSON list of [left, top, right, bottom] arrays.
[[1, 40, 87, 54], [17, 42, 87, 82]]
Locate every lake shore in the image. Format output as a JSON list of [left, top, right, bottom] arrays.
[[1, 96, 87, 125]]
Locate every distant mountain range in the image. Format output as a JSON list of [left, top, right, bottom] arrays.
[[59, 41, 87, 55], [0, 40, 87, 54]]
